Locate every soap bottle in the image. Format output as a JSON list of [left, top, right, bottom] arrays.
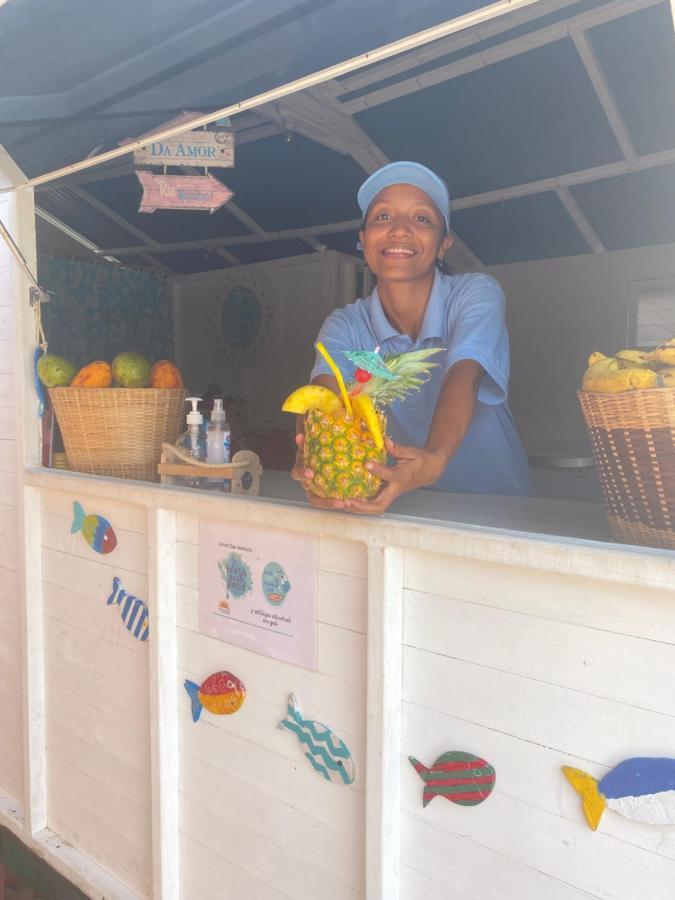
[[206, 400, 225, 489], [176, 397, 207, 489]]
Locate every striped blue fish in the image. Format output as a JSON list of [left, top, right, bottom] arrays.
[[106, 576, 149, 642], [278, 693, 354, 785]]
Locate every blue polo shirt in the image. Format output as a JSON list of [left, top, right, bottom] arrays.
[[310, 271, 531, 496]]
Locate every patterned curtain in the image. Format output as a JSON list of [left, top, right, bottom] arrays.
[[37, 255, 172, 367]]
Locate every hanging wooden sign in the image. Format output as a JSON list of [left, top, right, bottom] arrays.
[[136, 172, 233, 213], [133, 130, 234, 167]]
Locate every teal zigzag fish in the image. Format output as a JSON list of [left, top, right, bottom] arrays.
[[278, 693, 355, 785]]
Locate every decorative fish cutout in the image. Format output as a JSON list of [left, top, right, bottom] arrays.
[[278, 693, 354, 785], [409, 751, 496, 808], [106, 576, 149, 642], [184, 671, 246, 722], [563, 758, 675, 829], [343, 349, 395, 380], [71, 501, 117, 554]]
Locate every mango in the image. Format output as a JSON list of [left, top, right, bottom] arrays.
[[37, 353, 75, 388], [112, 352, 151, 388], [71, 361, 112, 388]]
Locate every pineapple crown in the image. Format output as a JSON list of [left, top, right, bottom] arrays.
[[344, 347, 444, 406]]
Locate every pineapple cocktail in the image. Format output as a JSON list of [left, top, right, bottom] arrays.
[[282, 343, 442, 500]]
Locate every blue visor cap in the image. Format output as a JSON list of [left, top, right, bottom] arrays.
[[357, 161, 451, 231]]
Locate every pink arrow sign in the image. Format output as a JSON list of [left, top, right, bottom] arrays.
[[136, 172, 234, 214]]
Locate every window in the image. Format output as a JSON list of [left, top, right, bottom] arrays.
[[628, 279, 675, 349]]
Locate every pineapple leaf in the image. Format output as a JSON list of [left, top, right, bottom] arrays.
[[349, 347, 445, 406]]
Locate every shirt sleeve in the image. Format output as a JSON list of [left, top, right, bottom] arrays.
[[309, 309, 358, 382], [445, 274, 510, 405]]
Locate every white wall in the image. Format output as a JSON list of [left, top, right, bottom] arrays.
[[171, 251, 362, 434], [488, 242, 675, 454]]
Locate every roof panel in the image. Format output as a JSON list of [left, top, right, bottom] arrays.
[[587, 3, 675, 156], [357, 38, 623, 199], [228, 239, 314, 265], [38, 188, 141, 248], [160, 249, 233, 275], [221, 134, 365, 230], [451, 192, 591, 264], [570, 163, 675, 251]]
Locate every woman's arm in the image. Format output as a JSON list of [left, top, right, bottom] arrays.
[[342, 358, 484, 515]]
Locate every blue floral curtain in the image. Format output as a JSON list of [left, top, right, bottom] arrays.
[[37, 255, 172, 367]]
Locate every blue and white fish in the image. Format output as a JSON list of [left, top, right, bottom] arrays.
[[563, 757, 675, 829], [278, 693, 354, 785], [71, 501, 117, 554], [106, 576, 149, 642]]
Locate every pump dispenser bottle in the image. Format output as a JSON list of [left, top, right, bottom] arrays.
[[176, 397, 207, 488], [206, 398, 232, 491]]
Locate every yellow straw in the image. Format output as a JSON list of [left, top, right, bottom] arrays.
[[316, 342, 353, 417]]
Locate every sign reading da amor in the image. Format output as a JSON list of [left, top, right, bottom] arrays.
[[133, 130, 234, 167]]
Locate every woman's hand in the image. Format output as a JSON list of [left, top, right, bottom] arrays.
[[341, 437, 447, 515], [290, 433, 348, 510]]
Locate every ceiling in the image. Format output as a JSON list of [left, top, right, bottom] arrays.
[[1, 0, 674, 274]]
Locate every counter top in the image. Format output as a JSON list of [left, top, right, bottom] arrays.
[[255, 470, 613, 543]]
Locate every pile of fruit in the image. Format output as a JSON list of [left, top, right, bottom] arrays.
[[282, 343, 441, 500], [37, 352, 184, 389], [582, 339, 675, 393]]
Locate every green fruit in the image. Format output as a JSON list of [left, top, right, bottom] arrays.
[[111, 352, 151, 388], [37, 353, 76, 388]]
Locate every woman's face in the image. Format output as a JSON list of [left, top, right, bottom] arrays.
[[359, 183, 453, 283]]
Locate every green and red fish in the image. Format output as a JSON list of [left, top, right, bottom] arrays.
[[71, 501, 117, 554], [409, 750, 496, 808]]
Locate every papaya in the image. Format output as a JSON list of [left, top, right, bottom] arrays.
[[37, 353, 75, 388], [150, 359, 183, 388], [112, 352, 151, 388], [71, 361, 113, 388]]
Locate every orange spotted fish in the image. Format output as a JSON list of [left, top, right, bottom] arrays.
[[184, 671, 246, 722]]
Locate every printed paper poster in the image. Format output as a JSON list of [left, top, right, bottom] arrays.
[[199, 520, 317, 669]]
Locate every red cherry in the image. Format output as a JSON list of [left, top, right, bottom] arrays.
[[355, 368, 372, 383]]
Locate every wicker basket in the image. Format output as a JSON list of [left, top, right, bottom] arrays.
[[49, 387, 188, 482], [578, 389, 675, 549]]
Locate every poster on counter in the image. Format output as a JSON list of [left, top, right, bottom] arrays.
[[199, 520, 317, 669]]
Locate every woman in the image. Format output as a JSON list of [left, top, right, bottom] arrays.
[[292, 160, 531, 514]]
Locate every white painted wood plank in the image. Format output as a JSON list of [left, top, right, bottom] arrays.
[[0, 623, 20, 668], [401, 864, 472, 900], [148, 507, 179, 900], [41, 489, 147, 534], [320, 537, 367, 578], [0, 720, 24, 805], [42, 511, 148, 575], [180, 753, 364, 890], [366, 545, 402, 900], [20, 485, 43, 831], [404, 589, 675, 716], [404, 644, 675, 767], [0, 501, 17, 535], [49, 775, 151, 898], [0, 440, 16, 474], [0, 308, 14, 341], [179, 710, 364, 835], [44, 639, 149, 733], [0, 373, 15, 406], [180, 791, 362, 900], [403, 701, 675, 862], [404, 550, 675, 643], [0, 409, 16, 441], [0, 593, 19, 635], [42, 546, 148, 608], [47, 680, 149, 773], [43, 580, 148, 657], [401, 813, 601, 900], [0, 567, 18, 600], [180, 831, 289, 900], [47, 723, 151, 816], [0, 535, 18, 571], [0, 341, 14, 373]]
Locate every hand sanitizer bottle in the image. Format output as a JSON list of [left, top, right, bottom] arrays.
[[176, 397, 207, 489], [206, 400, 225, 489]]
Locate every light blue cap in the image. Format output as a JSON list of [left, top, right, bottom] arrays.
[[357, 161, 450, 231]]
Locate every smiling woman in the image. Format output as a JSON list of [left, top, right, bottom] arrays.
[[292, 160, 531, 515]]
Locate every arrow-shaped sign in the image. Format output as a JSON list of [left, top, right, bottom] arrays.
[[136, 172, 233, 214]]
